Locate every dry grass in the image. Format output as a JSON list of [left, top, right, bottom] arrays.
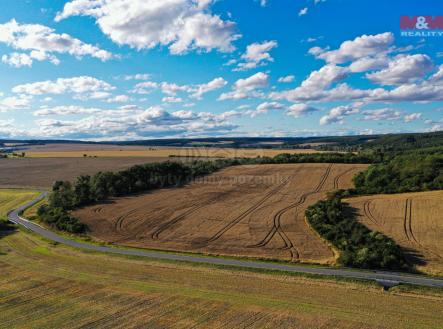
[[0, 231, 442, 328], [74, 163, 368, 264], [346, 191, 443, 276], [0, 189, 40, 220], [25, 147, 321, 159]]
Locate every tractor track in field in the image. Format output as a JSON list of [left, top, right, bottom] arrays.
[[402, 198, 443, 261], [249, 164, 333, 261], [203, 173, 297, 244], [114, 209, 139, 233], [333, 167, 354, 189], [363, 200, 379, 226], [151, 193, 227, 240], [403, 199, 413, 243]]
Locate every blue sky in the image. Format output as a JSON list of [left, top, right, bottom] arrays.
[[0, 0, 442, 140]]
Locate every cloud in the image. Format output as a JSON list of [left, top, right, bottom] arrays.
[[361, 108, 402, 121], [133, 77, 226, 100], [33, 105, 103, 116], [234, 40, 277, 71], [310, 32, 394, 64], [348, 54, 389, 73], [404, 112, 422, 122], [286, 104, 319, 118], [162, 96, 183, 103], [257, 0, 267, 7], [218, 72, 268, 100], [191, 77, 227, 99], [298, 7, 308, 16], [248, 101, 284, 117], [55, 0, 241, 55], [320, 104, 360, 125], [106, 95, 130, 103], [33, 105, 240, 139], [0, 19, 113, 67], [234, 72, 269, 91], [270, 64, 348, 102], [430, 64, 443, 81], [1, 51, 59, 68], [0, 95, 32, 111], [122, 74, 151, 81], [12, 76, 115, 95], [366, 54, 433, 85], [278, 75, 295, 83]]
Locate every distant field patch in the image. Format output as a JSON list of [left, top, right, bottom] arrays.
[[25, 147, 322, 158], [346, 191, 443, 275], [0, 157, 174, 188]]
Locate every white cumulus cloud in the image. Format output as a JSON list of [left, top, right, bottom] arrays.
[[0, 19, 113, 67], [55, 0, 241, 55]]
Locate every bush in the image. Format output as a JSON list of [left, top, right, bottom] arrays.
[[37, 204, 87, 234]]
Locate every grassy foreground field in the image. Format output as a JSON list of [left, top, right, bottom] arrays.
[[0, 189, 40, 220], [1, 230, 443, 329], [346, 191, 443, 276]]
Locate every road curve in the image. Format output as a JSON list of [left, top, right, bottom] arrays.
[[7, 193, 443, 289]]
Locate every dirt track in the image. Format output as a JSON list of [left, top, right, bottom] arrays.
[[75, 163, 367, 263], [346, 191, 443, 275]]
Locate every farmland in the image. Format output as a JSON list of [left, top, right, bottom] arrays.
[[1, 230, 443, 329], [74, 163, 367, 263], [0, 189, 40, 220], [0, 157, 174, 188], [346, 191, 443, 275], [23, 145, 321, 158]]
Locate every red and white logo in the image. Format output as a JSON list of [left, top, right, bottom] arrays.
[[401, 16, 443, 37]]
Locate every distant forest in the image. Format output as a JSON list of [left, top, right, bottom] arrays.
[[2, 131, 442, 152]]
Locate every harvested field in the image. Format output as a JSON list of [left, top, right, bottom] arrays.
[[1, 231, 442, 329], [0, 157, 173, 188], [75, 163, 368, 264], [22, 143, 322, 158], [346, 191, 443, 275]]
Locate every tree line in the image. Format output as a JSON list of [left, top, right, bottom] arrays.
[[353, 148, 443, 194]]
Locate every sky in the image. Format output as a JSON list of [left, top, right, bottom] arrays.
[[0, 0, 442, 140]]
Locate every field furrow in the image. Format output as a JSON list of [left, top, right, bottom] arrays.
[[347, 191, 443, 275], [75, 163, 367, 264]]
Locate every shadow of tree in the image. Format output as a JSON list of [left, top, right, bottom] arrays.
[[343, 202, 428, 269], [0, 228, 18, 255]]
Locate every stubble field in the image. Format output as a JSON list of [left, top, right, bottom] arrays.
[[0, 157, 173, 188], [0, 230, 442, 329], [346, 191, 443, 275], [74, 163, 368, 264]]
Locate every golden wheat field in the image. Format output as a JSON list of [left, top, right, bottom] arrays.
[[19, 142, 321, 158], [74, 163, 367, 264], [346, 191, 443, 275], [0, 231, 443, 329]]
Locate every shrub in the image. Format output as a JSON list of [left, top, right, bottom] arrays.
[[306, 195, 409, 270]]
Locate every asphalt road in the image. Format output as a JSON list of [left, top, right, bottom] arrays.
[[7, 193, 443, 289]]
